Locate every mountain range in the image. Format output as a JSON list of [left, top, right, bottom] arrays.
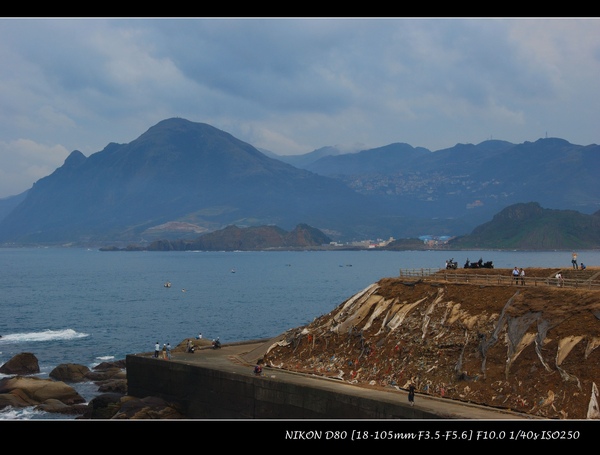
[[0, 117, 598, 247]]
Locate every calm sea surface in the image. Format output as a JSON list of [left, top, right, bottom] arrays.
[[1, 247, 598, 419]]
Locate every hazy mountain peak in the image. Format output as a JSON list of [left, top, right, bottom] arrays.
[[63, 150, 86, 167]]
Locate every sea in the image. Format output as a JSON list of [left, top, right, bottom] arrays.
[[1, 246, 598, 421]]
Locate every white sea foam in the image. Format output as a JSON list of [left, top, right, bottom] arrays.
[[0, 405, 68, 420], [0, 329, 88, 344], [96, 355, 115, 361]]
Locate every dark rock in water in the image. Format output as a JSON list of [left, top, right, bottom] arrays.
[[49, 363, 91, 382], [97, 378, 127, 394], [85, 367, 125, 381], [79, 393, 125, 419], [0, 352, 40, 375], [94, 359, 126, 370], [35, 399, 89, 415], [79, 393, 183, 419], [112, 396, 185, 419]]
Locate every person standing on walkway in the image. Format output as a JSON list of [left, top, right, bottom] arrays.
[[408, 383, 416, 406], [166, 343, 172, 360], [520, 268, 525, 286], [512, 266, 520, 285], [572, 252, 578, 269], [154, 341, 160, 358]]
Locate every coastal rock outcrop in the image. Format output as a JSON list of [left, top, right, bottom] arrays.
[[35, 399, 89, 415], [0, 376, 85, 410], [49, 363, 91, 382], [263, 267, 600, 420], [97, 379, 127, 394], [86, 360, 127, 394], [111, 395, 185, 419], [0, 354, 131, 416], [0, 352, 40, 375], [0, 351, 175, 418], [49, 361, 127, 387], [79, 393, 184, 419]]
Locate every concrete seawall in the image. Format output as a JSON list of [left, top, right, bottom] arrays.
[[127, 355, 439, 418], [126, 340, 533, 420]]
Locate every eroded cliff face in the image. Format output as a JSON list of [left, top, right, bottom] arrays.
[[262, 268, 600, 419]]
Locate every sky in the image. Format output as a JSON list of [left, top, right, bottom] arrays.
[[0, 17, 599, 199]]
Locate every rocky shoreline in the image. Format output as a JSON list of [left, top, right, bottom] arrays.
[[0, 338, 201, 419]]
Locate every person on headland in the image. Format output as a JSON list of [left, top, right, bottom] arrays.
[[556, 272, 564, 287], [512, 266, 520, 284], [162, 343, 167, 359], [572, 252, 578, 270], [408, 383, 416, 406], [154, 341, 160, 358], [581, 263, 586, 270], [166, 343, 172, 360], [520, 268, 525, 286], [186, 339, 195, 353], [196, 332, 202, 340]]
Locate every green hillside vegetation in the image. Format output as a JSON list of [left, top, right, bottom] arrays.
[[448, 202, 600, 250], [143, 223, 332, 251]]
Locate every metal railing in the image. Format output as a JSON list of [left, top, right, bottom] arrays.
[[398, 269, 600, 290]]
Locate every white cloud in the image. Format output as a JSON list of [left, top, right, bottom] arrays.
[[0, 139, 70, 197]]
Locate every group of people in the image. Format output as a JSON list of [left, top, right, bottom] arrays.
[[513, 253, 589, 289], [511, 266, 526, 285], [154, 341, 172, 360]]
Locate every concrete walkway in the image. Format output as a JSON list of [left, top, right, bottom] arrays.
[[159, 337, 540, 420]]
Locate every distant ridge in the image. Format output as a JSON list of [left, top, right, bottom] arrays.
[[0, 117, 599, 246], [147, 223, 333, 251]]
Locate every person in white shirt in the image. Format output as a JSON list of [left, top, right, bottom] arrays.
[[512, 267, 520, 285], [555, 272, 563, 287]]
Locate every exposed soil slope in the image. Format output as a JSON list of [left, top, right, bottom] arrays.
[[262, 267, 600, 419]]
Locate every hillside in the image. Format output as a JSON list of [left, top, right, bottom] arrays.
[[262, 267, 600, 419], [0, 118, 379, 245], [448, 202, 600, 250], [143, 224, 332, 251]]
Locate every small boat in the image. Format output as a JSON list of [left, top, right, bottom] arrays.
[[164, 281, 171, 288], [231, 268, 236, 273]]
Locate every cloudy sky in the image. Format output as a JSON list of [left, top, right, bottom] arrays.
[[0, 17, 599, 198]]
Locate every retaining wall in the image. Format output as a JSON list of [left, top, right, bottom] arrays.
[[125, 355, 440, 419]]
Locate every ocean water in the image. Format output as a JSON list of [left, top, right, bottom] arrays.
[[1, 247, 598, 420]]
